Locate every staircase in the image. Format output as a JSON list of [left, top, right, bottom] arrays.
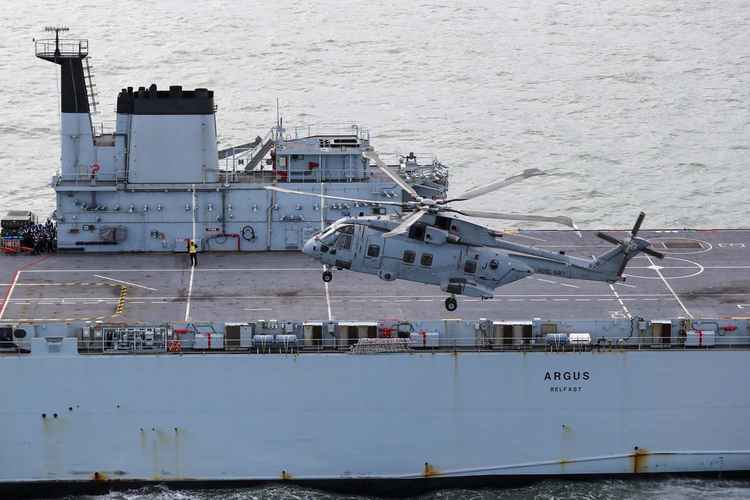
[[244, 139, 274, 172]]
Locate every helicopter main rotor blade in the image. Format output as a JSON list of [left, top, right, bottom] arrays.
[[458, 209, 576, 228], [642, 247, 665, 259], [363, 150, 420, 200], [383, 208, 428, 239], [596, 232, 624, 246], [264, 185, 405, 206], [448, 168, 545, 202], [631, 211, 646, 236]]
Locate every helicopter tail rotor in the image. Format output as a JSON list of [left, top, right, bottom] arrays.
[[595, 212, 664, 278]]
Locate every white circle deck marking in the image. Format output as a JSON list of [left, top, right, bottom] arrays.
[[623, 256, 704, 280]]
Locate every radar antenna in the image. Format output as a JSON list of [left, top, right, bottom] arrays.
[[44, 26, 69, 58]]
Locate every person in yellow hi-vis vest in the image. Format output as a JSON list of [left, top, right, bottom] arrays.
[[188, 239, 198, 267]]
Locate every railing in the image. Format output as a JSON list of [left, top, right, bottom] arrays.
[[7, 334, 735, 356], [35, 38, 88, 59], [283, 123, 369, 142]]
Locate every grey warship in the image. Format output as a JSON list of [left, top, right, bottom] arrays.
[[1, 32, 750, 497]]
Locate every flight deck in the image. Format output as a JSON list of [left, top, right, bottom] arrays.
[[1, 228, 748, 324]]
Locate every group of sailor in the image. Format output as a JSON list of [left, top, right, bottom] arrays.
[[17, 220, 56, 254]]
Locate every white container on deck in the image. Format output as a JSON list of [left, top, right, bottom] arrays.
[[252, 334, 276, 349], [409, 331, 439, 348], [194, 333, 224, 350], [685, 330, 716, 347], [569, 333, 592, 345]]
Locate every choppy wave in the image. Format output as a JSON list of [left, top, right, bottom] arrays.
[[66, 477, 750, 500]]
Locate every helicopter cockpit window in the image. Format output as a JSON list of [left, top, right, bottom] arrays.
[[336, 233, 352, 250], [367, 244, 380, 258], [318, 226, 338, 242], [334, 225, 354, 250], [464, 260, 477, 274], [420, 253, 433, 267]]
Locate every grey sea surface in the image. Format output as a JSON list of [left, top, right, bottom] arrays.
[[3, 1, 750, 499], [1, 0, 749, 229]]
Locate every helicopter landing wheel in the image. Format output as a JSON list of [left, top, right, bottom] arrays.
[[322, 270, 333, 283], [445, 296, 458, 311]]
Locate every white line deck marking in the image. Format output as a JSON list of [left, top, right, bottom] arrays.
[[609, 284, 632, 319], [615, 282, 637, 288], [23, 267, 316, 273], [536, 278, 556, 284], [5, 292, 689, 302], [184, 265, 195, 321], [0, 267, 25, 320], [0, 255, 49, 319], [318, 182, 333, 322], [324, 281, 333, 321], [93, 274, 158, 291], [646, 255, 693, 319], [244, 308, 273, 311], [559, 283, 579, 289]]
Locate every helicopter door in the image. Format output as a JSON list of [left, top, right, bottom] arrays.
[[332, 225, 354, 269]]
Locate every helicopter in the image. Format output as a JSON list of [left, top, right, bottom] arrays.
[[266, 150, 664, 311]]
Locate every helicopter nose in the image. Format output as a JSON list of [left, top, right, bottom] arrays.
[[303, 238, 318, 257]]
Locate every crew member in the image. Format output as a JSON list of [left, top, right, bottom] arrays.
[[188, 239, 198, 267]]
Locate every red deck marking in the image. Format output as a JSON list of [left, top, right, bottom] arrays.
[[0, 255, 51, 320]]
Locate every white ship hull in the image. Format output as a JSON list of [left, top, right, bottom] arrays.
[[3, 349, 749, 490]]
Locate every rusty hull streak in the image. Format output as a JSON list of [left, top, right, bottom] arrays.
[[632, 447, 649, 473], [423, 462, 441, 478]]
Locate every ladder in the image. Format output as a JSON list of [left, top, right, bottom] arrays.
[[83, 57, 98, 116]]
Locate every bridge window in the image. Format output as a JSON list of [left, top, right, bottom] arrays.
[[403, 250, 415, 264], [464, 260, 477, 274], [367, 244, 380, 258], [420, 253, 433, 267]]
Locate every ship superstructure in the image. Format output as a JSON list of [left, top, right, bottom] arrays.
[[38, 35, 447, 252]]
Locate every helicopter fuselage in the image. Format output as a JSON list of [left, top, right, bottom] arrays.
[[302, 210, 657, 305], [305, 214, 541, 298]]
